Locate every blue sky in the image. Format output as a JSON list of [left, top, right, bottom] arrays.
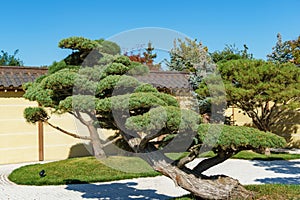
[[0, 0, 299, 66]]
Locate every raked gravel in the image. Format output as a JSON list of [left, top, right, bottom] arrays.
[[1, 158, 300, 200]]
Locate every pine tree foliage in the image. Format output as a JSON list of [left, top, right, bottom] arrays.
[[22, 37, 288, 199], [197, 59, 300, 132]]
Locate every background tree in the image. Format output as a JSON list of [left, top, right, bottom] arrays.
[[23, 39, 286, 199], [267, 33, 293, 64], [142, 42, 157, 66], [210, 44, 253, 63], [165, 38, 223, 121], [287, 35, 300, 65], [267, 33, 300, 66], [0, 49, 23, 66], [166, 38, 211, 72], [198, 44, 253, 121], [125, 42, 161, 71], [197, 59, 300, 133]]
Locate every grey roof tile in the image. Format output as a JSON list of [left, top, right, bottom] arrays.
[[135, 71, 191, 90], [0, 66, 47, 89], [0, 66, 191, 92]]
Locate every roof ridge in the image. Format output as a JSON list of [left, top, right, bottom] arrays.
[[0, 66, 48, 70], [0, 67, 190, 90], [149, 70, 189, 75]]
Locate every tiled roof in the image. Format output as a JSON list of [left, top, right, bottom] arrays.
[[0, 66, 190, 92], [135, 71, 191, 91], [0, 66, 47, 90]]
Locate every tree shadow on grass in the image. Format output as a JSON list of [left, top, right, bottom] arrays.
[[253, 160, 300, 184], [65, 182, 173, 199]]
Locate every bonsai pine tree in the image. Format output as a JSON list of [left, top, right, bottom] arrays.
[[58, 36, 121, 66], [23, 37, 286, 199], [197, 59, 300, 133]]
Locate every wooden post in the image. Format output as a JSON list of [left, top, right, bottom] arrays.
[[38, 120, 44, 161], [232, 106, 235, 125]]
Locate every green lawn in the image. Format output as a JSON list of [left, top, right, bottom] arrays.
[[201, 150, 300, 160], [8, 156, 159, 185], [174, 184, 300, 200], [8, 151, 300, 186]]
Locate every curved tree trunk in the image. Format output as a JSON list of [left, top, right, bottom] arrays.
[[138, 146, 254, 200], [152, 159, 253, 200], [87, 122, 106, 159], [122, 130, 254, 199]]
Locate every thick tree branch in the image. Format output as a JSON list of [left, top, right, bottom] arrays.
[[261, 102, 269, 121], [103, 135, 122, 148], [269, 103, 286, 119], [118, 130, 141, 152], [176, 144, 201, 168], [138, 144, 202, 177], [192, 150, 235, 174], [139, 130, 165, 150], [75, 111, 90, 126], [247, 110, 263, 129], [45, 121, 91, 140]]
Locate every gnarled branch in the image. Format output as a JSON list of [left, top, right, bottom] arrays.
[[176, 144, 201, 168], [192, 149, 235, 174], [103, 135, 122, 148], [139, 130, 165, 150], [45, 121, 91, 140], [75, 111, 90, 126]]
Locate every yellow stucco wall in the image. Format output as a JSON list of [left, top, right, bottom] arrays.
[[226, 106, 300, 147], [1, 95, 299, 164], [0, 97, 98, 164]]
